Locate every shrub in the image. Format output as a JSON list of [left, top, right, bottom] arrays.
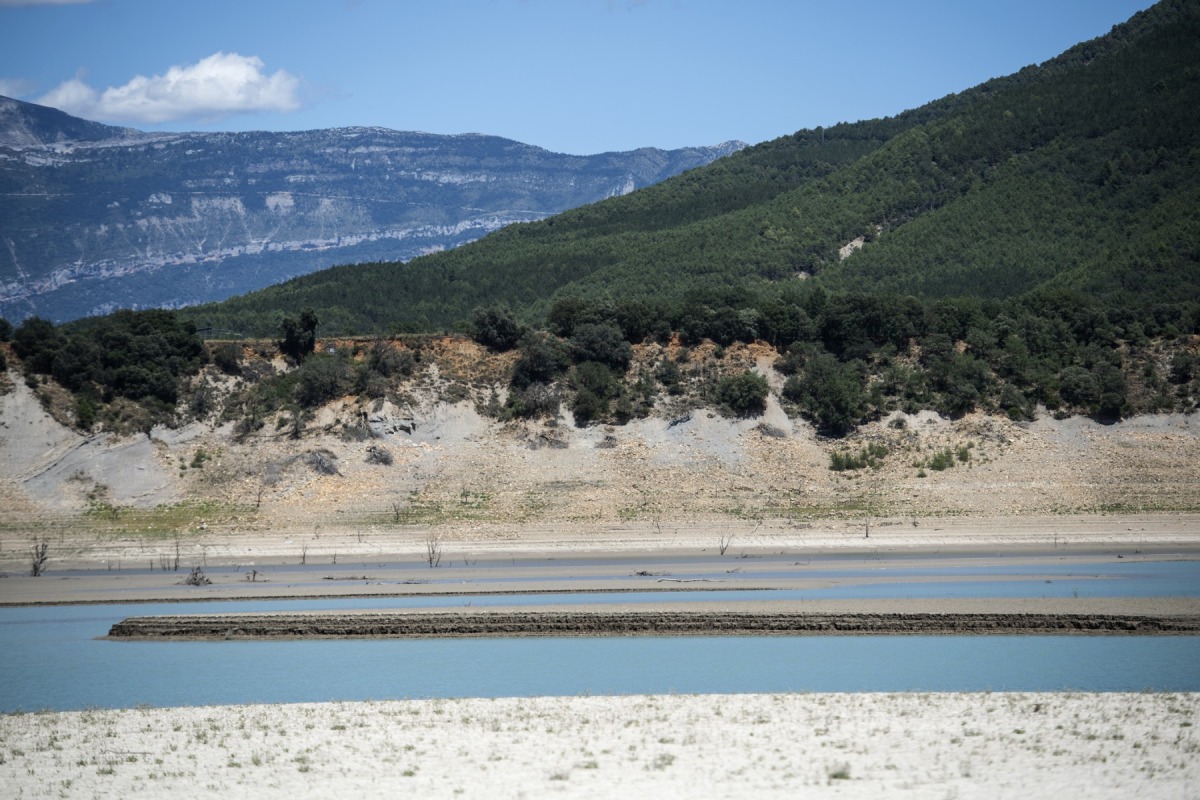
[[294, 355, 350, 408], [570, 362, 620, 425], [1169, 352, 1195, 385], [12, 317, 64, 374], [783, 353, 867, 436], [569, 323, 632, 370], [545, 297, 602, 338], [714, 371, 769, 417], [926, 449, 955, 471], [367, 341, 416, 377], [504, 382, 560, 420], [471, 307, 523, 352], [279, 309, 318, 361], [365, 445, 393, 465], [511, 333, 570, 389], [75, 397, 96, 430], [655, 359, 684, 395], [212, 342, 242, 376], [829, 443, 889, 471], [183, 567, 211, 586]]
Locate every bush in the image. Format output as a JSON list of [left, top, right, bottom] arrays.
[[829, 443, 888, 471], [511, 333, 570, 389], [279, 309, 318, 361], [569, 323, 632, 371], [545, 297, 601, 338], [570, 362, 621, 426], [367, 341, 416, 377], [11, 317, 64, 374], [782, 353, 867, 436], [926, 449, 955, 471], [655, 359, 683, 394], [504, 382, 561, 420], [353, 340, 416, 398], [212, 342, 242, 376], [1169, 352, 1196, 385], [75, 397, 96, 430], [472, 307, 523, 352], [365, 445, 393, 465], [294, 355, 350, 408], [714, 371, 769, 417]]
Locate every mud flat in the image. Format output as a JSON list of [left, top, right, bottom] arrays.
[[108, 607, 1200, 640], [3, 521, 1198, 607]]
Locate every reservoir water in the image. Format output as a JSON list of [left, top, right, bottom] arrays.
[[2, 595, 1199, 712]]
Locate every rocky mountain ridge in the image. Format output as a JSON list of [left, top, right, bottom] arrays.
[[0, 96, 743, 322]]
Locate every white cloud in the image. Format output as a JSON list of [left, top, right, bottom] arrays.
[[38, 52, 302, 124]]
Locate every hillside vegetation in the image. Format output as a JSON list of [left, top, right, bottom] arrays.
[[182, 0, 1199, 337]]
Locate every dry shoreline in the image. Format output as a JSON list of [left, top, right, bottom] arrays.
[[2, 513, 1198, 607], [3, 693, 1197, 799]]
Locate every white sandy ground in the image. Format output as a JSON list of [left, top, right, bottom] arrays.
[[1, 693, 1197, 799]]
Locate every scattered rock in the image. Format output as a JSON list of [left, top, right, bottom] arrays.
[[304, 449, 340, 476], [365, 445, 393, 466]]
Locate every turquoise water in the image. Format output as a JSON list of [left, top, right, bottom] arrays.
[[1, 599, 1198, 711]]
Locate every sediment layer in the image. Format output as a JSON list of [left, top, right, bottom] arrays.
[[107, 610, 1200, 639]]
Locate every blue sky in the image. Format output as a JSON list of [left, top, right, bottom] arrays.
[[0, 0, 1157, 155]]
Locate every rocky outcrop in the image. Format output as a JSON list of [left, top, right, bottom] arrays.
[[0, 96, 744, 322]]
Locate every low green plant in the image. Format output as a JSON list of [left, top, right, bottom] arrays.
[[925, 448, 956, 471], [829, 442, 889, 471]]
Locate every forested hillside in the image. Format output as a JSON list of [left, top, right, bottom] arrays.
[[182, 0, 1199, 338]]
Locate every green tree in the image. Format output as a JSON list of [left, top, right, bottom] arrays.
[[471, 306, 523, 352], [569, 322, 632, 371], [783, 353, 867, 436], [714, 371, 770, 417], [294, 355, 351, 408], [12, 317, 65, 374], [280, 308, 319, 361], [511, 332, 570, 389], [570, 361, 621, 426]]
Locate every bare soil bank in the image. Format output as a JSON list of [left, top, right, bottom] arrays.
[[3, 519, 1197, 606], [107, 608, 1200, 639]]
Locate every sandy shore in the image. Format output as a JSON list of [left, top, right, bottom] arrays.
[[2, 693, 1197, 799]]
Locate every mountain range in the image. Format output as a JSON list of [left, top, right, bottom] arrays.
[[0, 97, 742, 322]]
